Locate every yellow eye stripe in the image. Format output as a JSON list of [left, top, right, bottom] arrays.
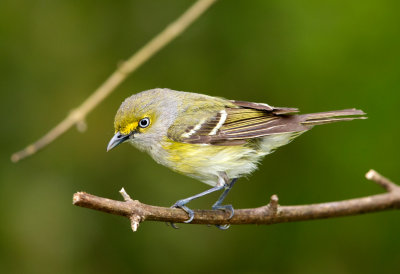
[[118, 122, 138, 135], [116, 114, 154, 135]]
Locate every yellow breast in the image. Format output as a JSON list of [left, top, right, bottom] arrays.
[[161, 139, 262, 186]]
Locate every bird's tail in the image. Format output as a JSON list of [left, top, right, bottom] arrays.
[[300, 108, 366, 126]]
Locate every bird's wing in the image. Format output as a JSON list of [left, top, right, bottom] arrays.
[[167, 100, 305, 146]]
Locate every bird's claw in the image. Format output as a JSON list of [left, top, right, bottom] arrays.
[[179, 205, 195, 223], [216, 224, 231, 230], [212, 204, 235, 219], [168, 201, 195, 228], [212, 204, 234, 230], [165, 221, 180, 229]]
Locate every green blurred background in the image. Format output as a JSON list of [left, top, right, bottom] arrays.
[[1, 0, 399, 273]]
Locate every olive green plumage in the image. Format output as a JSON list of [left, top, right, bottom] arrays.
[[107, 88, 366, 225]]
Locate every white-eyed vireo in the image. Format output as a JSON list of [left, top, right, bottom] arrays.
[[107, 88, 365, 228]]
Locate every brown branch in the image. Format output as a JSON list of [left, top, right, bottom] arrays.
[[72, 170, 400, 231], [11, 0, 217, 163]]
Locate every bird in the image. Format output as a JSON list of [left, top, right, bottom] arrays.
[[107, 88, 366, 229]]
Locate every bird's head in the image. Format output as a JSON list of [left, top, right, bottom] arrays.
[[107, 89, 178, 152]]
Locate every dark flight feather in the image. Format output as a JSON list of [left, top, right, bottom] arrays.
[[169, 100, 366, 146]]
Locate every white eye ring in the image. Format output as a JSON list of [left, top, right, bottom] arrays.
[[138, 117, 150, 128]]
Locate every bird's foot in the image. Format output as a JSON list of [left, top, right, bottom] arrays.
[[212, 204, 234, 219], [212, 204, 234, 230], [168, 200, 195, 229]]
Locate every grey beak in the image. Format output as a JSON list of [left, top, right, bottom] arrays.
[[107, 132, 130, 152]]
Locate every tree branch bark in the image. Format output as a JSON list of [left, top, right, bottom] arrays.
[[72, 170, 400, 231], [11, 0, 217, 163]]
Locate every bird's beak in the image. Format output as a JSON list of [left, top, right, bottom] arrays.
[[107, 132, 130, 152]]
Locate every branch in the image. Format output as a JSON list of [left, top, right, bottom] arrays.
[[11, 0, 217, 163], [73, 170, 400, 231]]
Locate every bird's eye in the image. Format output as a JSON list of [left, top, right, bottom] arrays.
[[138, 117, 150, 128]]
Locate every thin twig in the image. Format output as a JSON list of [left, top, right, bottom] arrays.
[[119, 187, 133, 202], [72, 170, 400, 231], [365, 169, 397, 192], [11, 0, 218, 163]]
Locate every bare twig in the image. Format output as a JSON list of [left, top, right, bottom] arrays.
[[119, 187, 133, 202], [365, 169, 397, 192], [11, 0, 217, 163], [72, 170, 400, 231]]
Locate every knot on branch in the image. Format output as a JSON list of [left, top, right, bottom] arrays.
[[267, 194, 279, 215], [119, 188, 147, 231], [69, 109, 87, 131], [76, 120, 87, 132]]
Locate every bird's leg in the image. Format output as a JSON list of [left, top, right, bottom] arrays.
[[212, 178, 237, 215], [171, 184, 225, 225], [212, 178, 238, 230]]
